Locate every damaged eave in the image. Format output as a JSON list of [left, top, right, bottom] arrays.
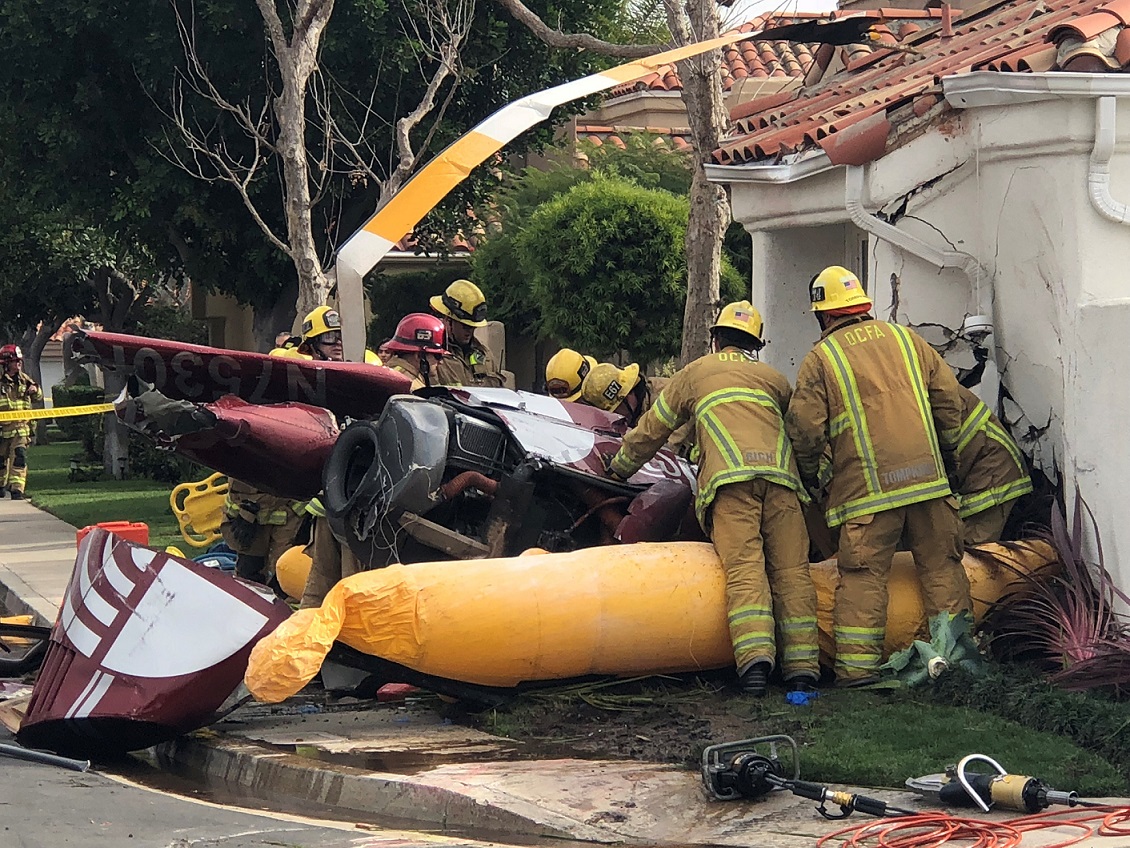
[[945, 70, 1130, 108], [704, 151, 836, 185]]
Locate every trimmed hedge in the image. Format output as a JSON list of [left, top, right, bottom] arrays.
[[51, 383, 106, 455]]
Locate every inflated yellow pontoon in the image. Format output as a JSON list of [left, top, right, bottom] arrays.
[[247, 540, 1053, 703]]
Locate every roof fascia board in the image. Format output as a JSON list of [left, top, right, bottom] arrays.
[[945, 71, 1130, 108], [705, 152, 836, 185]]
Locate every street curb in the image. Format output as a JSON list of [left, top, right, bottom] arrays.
[[156, 732, 600, 841], [0, 569, 52, 627]]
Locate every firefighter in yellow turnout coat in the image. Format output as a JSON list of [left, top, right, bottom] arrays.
[[785, 266, 972, 685], [953, 385, 1032, 545], [607, 303, 819, 696], [0, 345, 43, 499]]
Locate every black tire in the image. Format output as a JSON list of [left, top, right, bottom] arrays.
[[0, 623, 51, 677]]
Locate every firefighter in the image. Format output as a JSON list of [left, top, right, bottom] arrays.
[[294, 305, 382, 364], [297, 306, 345, 362], [785, 266, 972, 686], [583, 361, 694, 454], [545, 349, 596, 401], [954, 384, 1033, 545], [220, 478, 307, 588], [221, 344, 313, 586], [604, 302, 820, 696], [0, 345, 42, 500], [381, 313, 451, 389], [580, 362, 657, 425], [429, 280, 504, 387]]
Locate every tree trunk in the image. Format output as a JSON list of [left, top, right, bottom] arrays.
[[19, 322, 53, 444], [90, 267, 143, 479], [252, 277, 300, 352], [272, 36, 330, 319], [672, 0, 729, 366]]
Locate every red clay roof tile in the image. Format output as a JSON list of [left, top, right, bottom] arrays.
[[576, 126, 694, 152], [713, 0, 1126, 167]]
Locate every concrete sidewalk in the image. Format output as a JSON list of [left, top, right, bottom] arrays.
[[0, 498, 1115, 847], [0, 498, 77, 625]]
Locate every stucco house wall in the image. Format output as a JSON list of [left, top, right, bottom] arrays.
[[714, 86, 1130, 594]]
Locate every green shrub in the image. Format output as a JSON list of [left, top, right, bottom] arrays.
[[128, 434, 206, 484], [51, 383, 106, 456], [514, 175, 745, 363]]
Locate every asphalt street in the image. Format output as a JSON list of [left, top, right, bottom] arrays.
[[0, 730, 496, 848]]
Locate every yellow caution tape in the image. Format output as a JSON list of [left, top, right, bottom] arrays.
[[0, 403, 115, 423]]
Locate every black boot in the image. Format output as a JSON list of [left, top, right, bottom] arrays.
[[787, 672, 819, 694], [9, 489, 24, 500], [738, 661, 771, 697]]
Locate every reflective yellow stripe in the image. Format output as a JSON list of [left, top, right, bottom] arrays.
[[697, 467, 807, 523], [827, 479, 952, 526], [733, 632, 775, 649], [782, 645, 820, 659], [955, 401, 992, 454], [702, 411, 743, 468], [780, 617, 818, 630], [820, 336, 882, 495], [610, 447, 638, 479], [829, 412, 850, 438], [305, 498, 326, 518], [889, 324, 945, 474], [729, 605, 773, 623], [959, 477, 1034, 518], [837, 654, 881, 669], [695, 387, 781, 418], [835, 625, 884, 640], [652, 391, 682, 430], [985, 420, 1027, 471]]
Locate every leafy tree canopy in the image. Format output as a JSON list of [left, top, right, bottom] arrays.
[[510, 173, 743, 364]]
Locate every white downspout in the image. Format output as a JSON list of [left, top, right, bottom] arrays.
[[1088, 96, 1130, 224], [845, 164, 999, 408]]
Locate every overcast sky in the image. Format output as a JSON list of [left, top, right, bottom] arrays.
[[721, 0, 839, 29]]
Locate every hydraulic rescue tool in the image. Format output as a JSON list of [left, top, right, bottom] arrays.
[[701, 736, 916, 819], [906, 753, 1090, 813]]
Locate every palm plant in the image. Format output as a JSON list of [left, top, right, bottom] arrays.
[[980, 494, 1130, 693]]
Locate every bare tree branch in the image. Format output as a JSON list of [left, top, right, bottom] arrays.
[[489, 0, 664, 57], [388, 0, 474, 196]]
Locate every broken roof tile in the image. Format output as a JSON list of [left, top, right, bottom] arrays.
[[713, 0, 1126, 168]]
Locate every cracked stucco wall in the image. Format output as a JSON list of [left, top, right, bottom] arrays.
[[726, 95, 1130, 596]]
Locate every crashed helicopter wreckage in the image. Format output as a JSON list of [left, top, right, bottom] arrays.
[[17, 527, 291, 758], [71, 330, 1058, 698]]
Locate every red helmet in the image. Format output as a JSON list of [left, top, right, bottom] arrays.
[[0, 344, 21, 362], [383, 314, 450, 356]]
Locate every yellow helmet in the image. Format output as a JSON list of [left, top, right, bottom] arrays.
[[301, 306, 342, 342], [545, 349, 596, 402], [711, 300, 764, 343], [809, 266, 872, 313], [430, 279, 488, 328], [581, 362, 641, 412], [269, 346, 312, 359]]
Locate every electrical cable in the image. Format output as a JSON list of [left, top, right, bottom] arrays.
[[814, 805, 1130, 848]]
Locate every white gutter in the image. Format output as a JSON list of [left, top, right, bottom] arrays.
[[1089, 97, 1130, 224], [845, 163, 998, 408], [943, 72, 1130, 228], [845, 164, 983, 289], [944, 71, 1130, 107], [704, 152, 836, 185]]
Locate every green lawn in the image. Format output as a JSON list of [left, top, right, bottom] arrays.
[[776, 689, 1125, 794], [25, 441, 189, 552]]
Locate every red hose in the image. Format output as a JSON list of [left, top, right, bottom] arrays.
[[439, 471, 498, 501]]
